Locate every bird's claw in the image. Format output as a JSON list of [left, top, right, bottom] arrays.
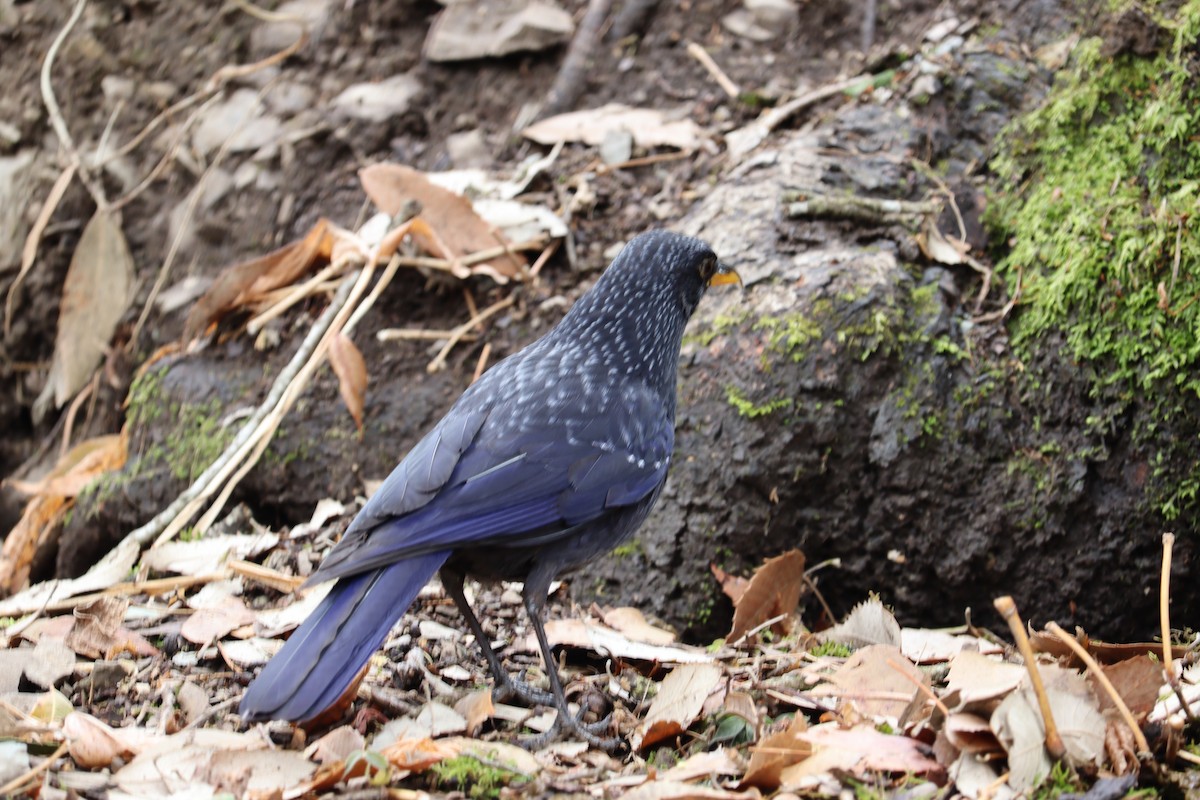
[[519, 712, 627, 755], [492, 674, 557, 707]]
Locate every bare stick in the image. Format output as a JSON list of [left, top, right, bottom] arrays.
[[784, 192, 938, 223], [727, 73, 870, 157], [246, 260, 349, 335], [539, 0, 613, 120], [529, 237, 561, 279], [377, 328, 480, 343], [0, 741, 68, 797], [993, 595, 1066, 760], [1160, 532, 1196, 723], [687, 42, 740, 98], [594, 150, 693, 175], [1045, 621, 1152, 758], [472, 343, 493, 383], [427, 295, 516, 373], [41, 0, 107, 209], [887, 657, 951, 718], [4, 163, 78, 337]]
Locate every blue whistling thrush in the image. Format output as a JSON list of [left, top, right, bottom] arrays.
[[238, 230, 740, 749]]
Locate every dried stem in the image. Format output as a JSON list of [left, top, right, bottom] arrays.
[[993, 595, 1066, 760], [427, 295, 516, 373], [1160, 532, 1196, 723], [1045, 621, 1152, 759]]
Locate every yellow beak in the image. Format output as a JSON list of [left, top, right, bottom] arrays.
[[708, 261, 743, 289]]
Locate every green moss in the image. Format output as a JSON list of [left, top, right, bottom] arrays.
[[611, 539, 644, 559], [431, 755, 526, 799], [725, 385, 793, 418], [988, 3, 1200, 519], [811, 640, 853, 658], [163, 398, 233, 483], [755, 313, 824, 361], [683, 311, 751, 348]]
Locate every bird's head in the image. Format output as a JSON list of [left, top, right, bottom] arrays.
[[595, 230, 741, 320]]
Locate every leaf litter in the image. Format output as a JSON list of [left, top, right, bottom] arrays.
[[0, 491, 1194, 800]]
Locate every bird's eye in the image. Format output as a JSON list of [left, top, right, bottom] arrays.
[[699, 255, 717, 281]]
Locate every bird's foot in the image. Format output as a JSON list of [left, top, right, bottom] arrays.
[[519, 712, 627, 755], [492, 674, 556, 707]]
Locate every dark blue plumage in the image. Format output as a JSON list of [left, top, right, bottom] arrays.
[[239, 230, 738, 741]]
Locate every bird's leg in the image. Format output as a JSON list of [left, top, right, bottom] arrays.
[[438, 568, 555, 707], [520, 583, 626, 754]]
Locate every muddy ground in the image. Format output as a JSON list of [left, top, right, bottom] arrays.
[[2, 0, 1195, 657]]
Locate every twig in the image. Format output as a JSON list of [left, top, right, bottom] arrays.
[[41, 0, 107, 209], [427, 295, 516, 373], [4, 162, 77, 337], [343, 250, 407, 337], [246, 259, 351, 336], [472, 343, 493, 383], [802, 573, 837, 627], [43, 571, 227, 612], [126, 273, 360, 550], [1045, 622, 1152, 759], [993, 595, 1066, 760], [594, 150, 693, 175], [1160, 532, 1196, 723], [529, 237, 561, 279], [59, 371, 98, 458], [0, 741, 68, 797], [783, 191, 938, 224], [376, 328, 480, 343], [538, 0, 613, 120], [686, 42, 740, 98], [973, 264, 1023, 325], [609, 0, 660, 41], [730, 613, 788, 647], [726, 73, 870, 157], [185, 695, 242, 730]]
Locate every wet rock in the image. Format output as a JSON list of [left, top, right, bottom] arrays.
[[424, 0, 574, 62], [0, 150, 36, 272], [249, 0, 334, 55], [192, 89, 284, 156]]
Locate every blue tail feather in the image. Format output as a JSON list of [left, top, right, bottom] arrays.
[[239, 550, 450, 722]]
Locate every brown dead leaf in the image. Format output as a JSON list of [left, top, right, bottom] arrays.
[[181, 596, 257, 644], [659, 748, 746, 782], [710, 563, 750, 605], [945, 650, 1026, 708], [359, 163, 525, 281], [183, 218, 336, 341], [380, 736, 462, 771], [1096, 655, 1163, 720], [454, 689, 495, 736], [1030, 630, 1190, 663], [943, 712, 1000, 754], [67, 597, 160, 659], [633, 663, 723, 751], [0, 433, 127, 595], [522, 104, 705, 151], [916, 216, 971, 266], [529, 618, 713, 664], [329, 332, 368, 431], [35, 208, 135, 419], [64, 711, 146, 768], [780, 723, 943, 789], [741, 714, 810, 789], [308, 725, 365, 765], [728, 549, 805, 643], [821, 644, 926, 720], [602, 607, 676, 645]]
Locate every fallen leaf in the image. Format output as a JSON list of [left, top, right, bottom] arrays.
[[359, 163, 525, 281], [820, 644, 926, 721], [374, 702, 466, 747], [113, 728, 274, 796], [602, 607, 677, 645], [181, 596, 257, 644], [31, 688, 73, 723], [67, 597, 160, 659], [529, 618, 714, 664], [23, 637, 75, 689], [728, 549, 805, 643], [454, 689, 495, 736], [35, 208, 134, 418], [183, 218, 336, 340], [741, 714, 810, 789], [1095, 655, 1165, 720], [900, 627, 1004, 663], [203, 747, 316, 796], [948, 752, 1017, 800], [659, 747, 745, 782], [710, 563, 750, 605], [329, 332, 368, 431], [63, 711, 147, 768], [945, 650, 1026, 708], [622, 780, 762, 800], [780, 723, 943, 789], [990, 687, 1051, 791], [944, 712, 1000, 754], [523, 104, 705, 151], [142, 532, 279, 575], [177, 681, 211, 725], [819, 597, 901, 649], [916, 216, 970, 266], [308, 726, 366, 765], [633, 663, 723, 751], [0, 535, 141, 617]]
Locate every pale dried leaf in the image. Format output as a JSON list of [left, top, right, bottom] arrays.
[[67, 597, 160, 659], [0, 650, 27, 693], [6, 434, 127, 498], [0, 535, 141, 617], [780, 724, 942, 789], [916, 216, 970, 266], [36, 208, 134, 416], [448, 737, 541, 776], [821, 644, 925, 721], [659, 747, 745, 782], [454, 689, 495, 735], [602, 607, 676, 645], [329, 332, 368, 431], [217, 636, 282, 668], [113, 728, 269, 795], [622, 780, 761, 800], [181, 596, 256, 644], [143, 532, 279, 575], [948, 752, 1017, 800], [633, 663, 723, 751], [729, 549, 805, 642], [203, 748, 316, 795], [523, 104, 704, 150], [31, 688, 73, 723], [24, 637, 75, 689], [819, 597, 900, 649], [990, 688, 1051, 791], [177, 681, 211, 725], [288, 498, 348, 539], [900, 627, 1004, 663], [531, 618, 714, 664], [944, 712, 999, 754], [945, 650, 1025, 707], [309, 726, 365, 765], [1044, 680, 1105, 767], [710, 563, 750, 605], [64, 711, 146, 768]]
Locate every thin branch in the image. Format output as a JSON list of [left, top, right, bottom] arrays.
[[994, 595, 1066, 760], [687, 42, 740, 98], [427, 295, 516, 373], [538, 0, 613, 120]]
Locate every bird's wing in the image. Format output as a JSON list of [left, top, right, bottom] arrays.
[[307, 381, 672, 583]]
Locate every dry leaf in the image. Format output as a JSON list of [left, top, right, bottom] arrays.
[[990, 687, 1051, 790], [944, 712, 1000, 754], [67, 597, 160, 659], [633, 663, 723, 751], [63, 711, 146, 768], [35, 208, 134, 419], [309, 726, 366, 765], [820, 597, 901, 649], [728, 549, 805, 643], [183, 218, 336, 340], [659, 747, 745, 782], [1096, 655, 1164, 720], [710, 563, 750, 605], [945, 650, 1026, 708], [900, 627, 1004, 663], [529, 618, 714, 664], [23, 638, 75, 689], [522, 104, 705, 151], [359, 163, 525, 281], [454, 689, 495, 735], [329, 332, 368, 431], [780, 723, 943, 788], [181, 596, 257, 644], [622, 781, 762, 800], [602, 607, 676, 645], [821, 644, 926, 720], [916, 216, 971, 266], [741, 714, 810, 789]]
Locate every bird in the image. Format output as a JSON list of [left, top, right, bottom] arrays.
[[238, 229, 740, 748]]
